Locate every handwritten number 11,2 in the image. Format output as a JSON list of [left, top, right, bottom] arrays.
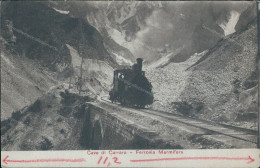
[[97, 156, 121, 167]]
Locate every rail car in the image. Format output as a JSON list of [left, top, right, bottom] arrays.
[[109, 58, 154, 108]]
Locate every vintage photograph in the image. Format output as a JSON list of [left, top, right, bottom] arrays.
[[1, 1, 259, 151]]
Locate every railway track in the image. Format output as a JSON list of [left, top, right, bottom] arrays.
[[139, 108, 257, 144], [99, 96, 257, 145]]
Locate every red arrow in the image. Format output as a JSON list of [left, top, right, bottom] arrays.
[[2, 155, 86, 165], [130, 156, 255, 164]]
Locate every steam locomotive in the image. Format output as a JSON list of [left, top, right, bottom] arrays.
[[109, 58, 154, 107]]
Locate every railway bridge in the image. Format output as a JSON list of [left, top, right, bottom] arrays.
[[80, 98, 257, 149], [80, 102, 163, 150]]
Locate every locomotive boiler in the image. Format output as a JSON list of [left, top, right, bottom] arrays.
[[109, 58, 154, 107]]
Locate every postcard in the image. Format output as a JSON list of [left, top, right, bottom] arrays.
[[1, 1, 259, 167]]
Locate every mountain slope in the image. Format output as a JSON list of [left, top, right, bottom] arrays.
[[179, 17, 257, 129], [1, 37, 58, 120], [1, 1, 117, 120], [48, 1, 254, 65]]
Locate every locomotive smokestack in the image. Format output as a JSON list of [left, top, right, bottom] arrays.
[[136, 58, 143, 71]]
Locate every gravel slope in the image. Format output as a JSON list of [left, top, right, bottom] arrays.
[[180, 19, 257, 129]]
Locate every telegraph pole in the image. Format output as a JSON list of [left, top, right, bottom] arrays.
[[79, 56, 84, 95], [69, 63, 74, 89]]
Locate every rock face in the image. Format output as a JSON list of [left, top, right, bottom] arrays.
[[48, 1, 136, 66], [235, 3, 257, 32], [1, 1, 116, 70]]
